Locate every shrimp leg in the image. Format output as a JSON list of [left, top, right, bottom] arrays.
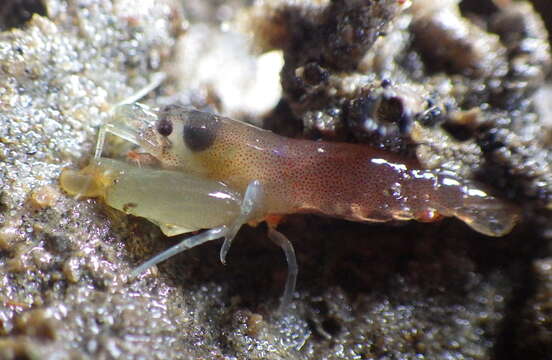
[[95, 72, 165, 159], [219, 180, 263, 264], [94, 103, 158, 159], [130, 226, 229, 278], [130, 180, 265, 277], [268, 227, 298, 311]]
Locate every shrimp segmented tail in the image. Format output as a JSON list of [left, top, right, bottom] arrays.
[[427, 171, 519, 236]]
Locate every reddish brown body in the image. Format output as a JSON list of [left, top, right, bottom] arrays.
[[143, 108, 520, 236], [202, 131, 442, 223]]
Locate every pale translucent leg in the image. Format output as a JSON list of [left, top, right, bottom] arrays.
[[94, 119, 144, 159], [130, 226, 228, 278], [219, 180, 263, 264], [94, 72, 166, 159], [267, 227, 298, 312]]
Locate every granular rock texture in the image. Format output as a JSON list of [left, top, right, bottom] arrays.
[[1, 0, 552, 359]]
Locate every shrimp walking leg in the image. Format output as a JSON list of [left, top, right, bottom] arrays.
[[94, 103, 158, 159], [94, 72, 166, 159], [128, 180, 264, 278], [130, 226, 229, 278], [219, 180, 264, 264], [267, 227, 298, 311]]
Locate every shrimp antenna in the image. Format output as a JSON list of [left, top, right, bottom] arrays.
[[114, 72, 167, 107]]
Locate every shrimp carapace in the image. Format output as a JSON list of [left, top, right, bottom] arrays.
[[135, 106, 520, 237]]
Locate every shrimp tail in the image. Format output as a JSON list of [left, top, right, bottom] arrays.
[[450, 187, 520, 237], [430, 173, 521, 237]]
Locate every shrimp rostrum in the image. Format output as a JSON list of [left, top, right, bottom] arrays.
[[60, 103, 520, 308]]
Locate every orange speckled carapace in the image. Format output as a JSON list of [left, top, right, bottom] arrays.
[[60, 103, 520, 309]]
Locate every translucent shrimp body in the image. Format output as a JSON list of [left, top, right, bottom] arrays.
[[135, 106, 520, 237]]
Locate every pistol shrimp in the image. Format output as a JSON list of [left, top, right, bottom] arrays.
[[61, 99, 520, 309]]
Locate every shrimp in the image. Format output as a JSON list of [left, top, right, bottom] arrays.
[[61, 102, 520, 309]]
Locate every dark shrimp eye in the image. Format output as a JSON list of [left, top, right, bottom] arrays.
[[156, 117, 173, 137], [183, 111, 220, 152]]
